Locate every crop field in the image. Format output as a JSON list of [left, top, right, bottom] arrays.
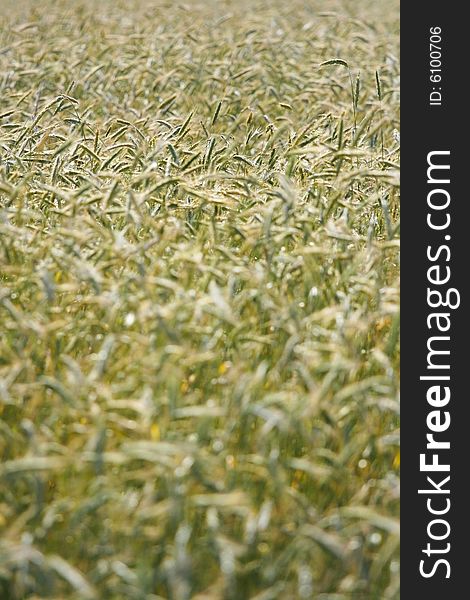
[[0, 0, 399, 598]]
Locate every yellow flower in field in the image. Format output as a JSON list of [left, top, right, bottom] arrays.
[[180, 380, 189, 394], [218, 362, 230, 375], [393, 451, 400, 469], [150, 423, 160, 441]]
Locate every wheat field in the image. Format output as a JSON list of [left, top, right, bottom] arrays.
[[0, 1, 399, 598]]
